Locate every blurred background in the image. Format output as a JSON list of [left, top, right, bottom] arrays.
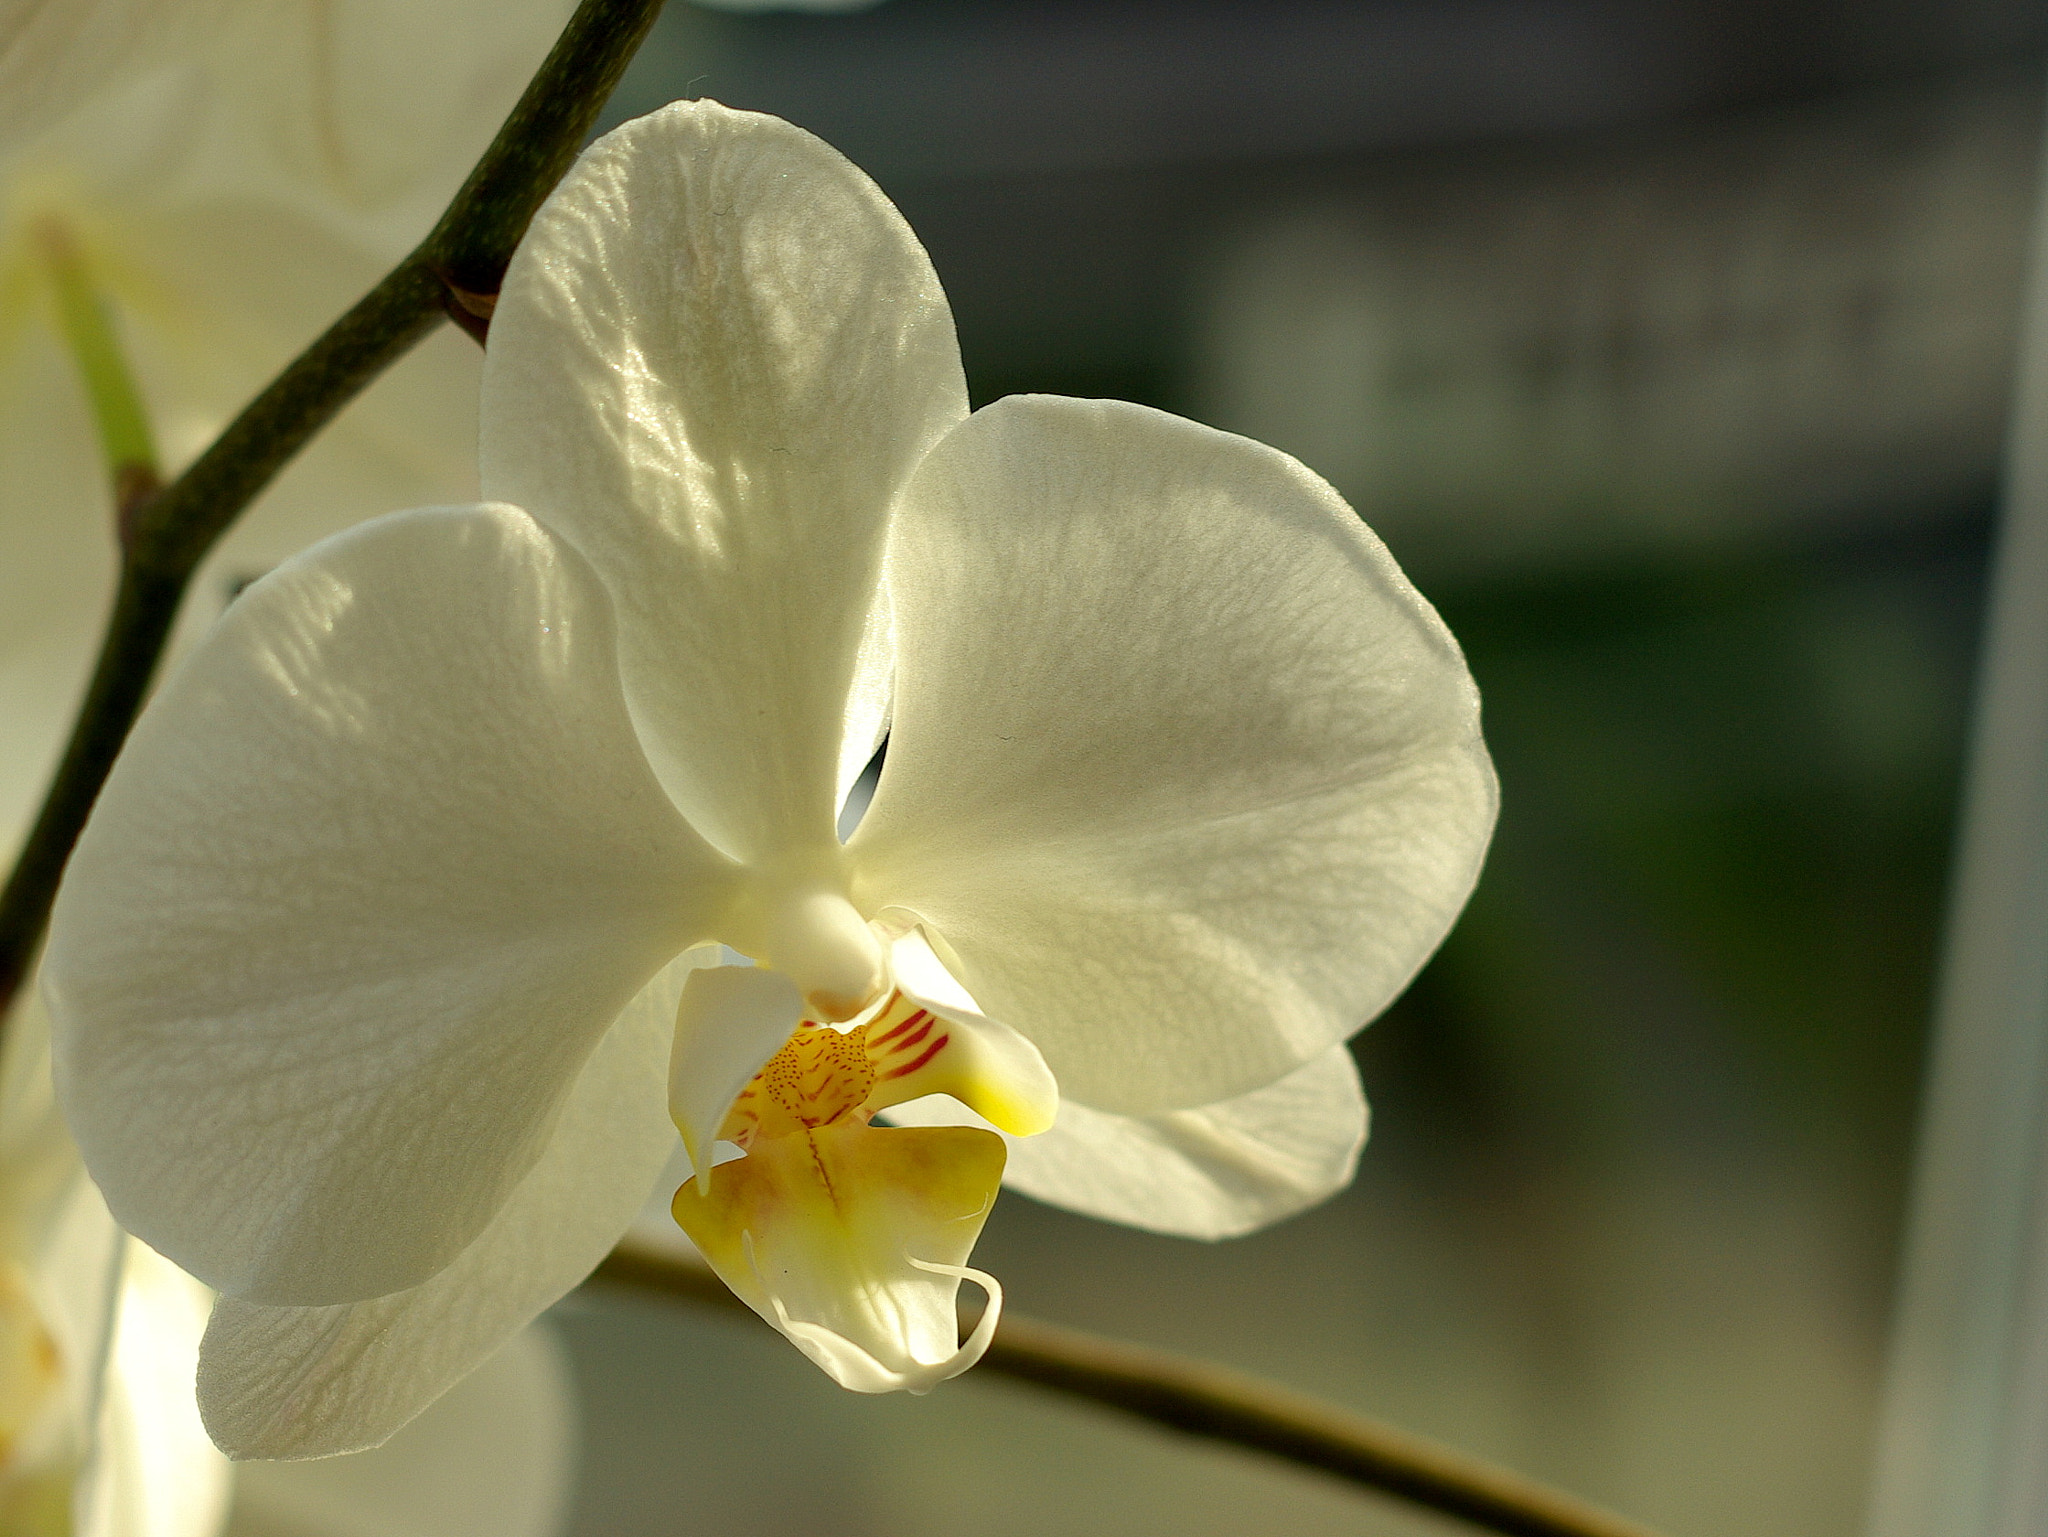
[[550, 3, 2046, 1532]]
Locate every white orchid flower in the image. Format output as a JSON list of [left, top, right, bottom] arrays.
[[0, 991, 578, 1535], [0, 0, 575, 872], [44, 101, 1496, 1454]]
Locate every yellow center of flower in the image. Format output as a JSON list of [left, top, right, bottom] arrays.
[[672, 989, 1015, 1393], [732, 1022, 876, 1141], [718, 991, 978, 1151]]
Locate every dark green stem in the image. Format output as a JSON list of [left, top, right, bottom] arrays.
[[0, 0, 669, 1018], [590, 1241, 1671, 1537]]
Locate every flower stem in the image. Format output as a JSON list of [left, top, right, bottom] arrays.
[[590, 1239, 1670, 1537], [0, 0, 669, 1021], [36, 220, 161, 524]]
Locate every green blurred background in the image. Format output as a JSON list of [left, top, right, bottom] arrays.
[[552, 4, 2042, 1531]]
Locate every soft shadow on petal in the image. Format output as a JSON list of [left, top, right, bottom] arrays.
[[887, 1043, 1368, 1241], [226, 1323, 576, 1537], [852, 395, 1497, 1115], [196, 959, 677, 1460], [481, 100, 968, 864], [47, 505, 733, 1308]]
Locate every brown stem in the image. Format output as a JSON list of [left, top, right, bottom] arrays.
[[0, 0, 669, 1018], [589, 1240, 1670, 1537]]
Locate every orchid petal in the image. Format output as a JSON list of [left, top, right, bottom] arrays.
[[672, 1121, 1004, 1393], [667, 964, 804, 1193], [481, 100, 968, 865], [851, 395, 1496, 1114], [196, 957, 677, 1459], [889, 1043, 1368, 1240], [46, 504, 732, 1307], [227, 1324, 574, 1537], [867, 929, 1057, 1137]]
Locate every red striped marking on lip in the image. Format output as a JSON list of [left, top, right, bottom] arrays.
[[879, 1032, 949, 1081], [869, 1008, 929, 1049], [881, 1019, 934, 1057]]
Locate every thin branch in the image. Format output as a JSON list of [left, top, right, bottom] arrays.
[[0, 0, 668, 1016], [589, 1240, 1670, 1537]]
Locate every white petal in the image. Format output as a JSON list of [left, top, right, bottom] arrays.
[[851, 395, 1496, 1113], [79, 1242, 233, 1537], [196, 961, 676, 1460], [666, 964, 804, 1190], [46, 504, 732, 1307], [888, 1044, 1369, 1239], [481, 100, 968, 865], [226, 1323, 575, 1537]]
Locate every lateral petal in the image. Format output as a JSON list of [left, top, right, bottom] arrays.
[[852, 395, 1496, 1114], [46, 505, 732, 1307], [481, 100, 968, 865], [888, 1044, 1368, 1240], [195, 959, 677, 1459]]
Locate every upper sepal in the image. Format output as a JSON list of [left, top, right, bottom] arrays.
[[481, 99, 969, 867]]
